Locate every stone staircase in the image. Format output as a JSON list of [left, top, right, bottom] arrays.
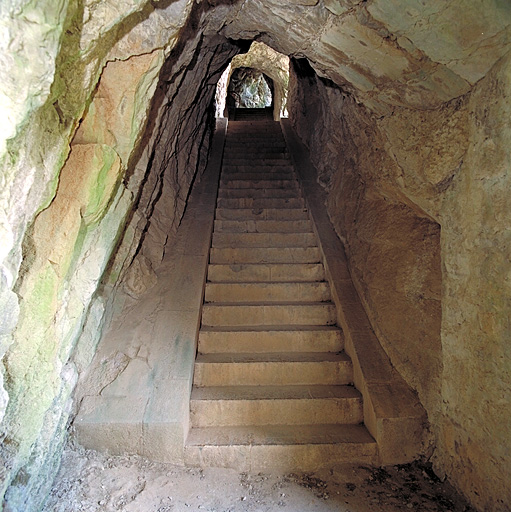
[[185, 120, 377, 471]]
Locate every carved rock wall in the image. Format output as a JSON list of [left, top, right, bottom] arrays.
[[288, 53, 511, 511], [289, 57, 442, 429]]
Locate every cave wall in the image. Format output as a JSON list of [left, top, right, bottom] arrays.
[[289, 59, 443, 416], [288, 54, 511, 511]]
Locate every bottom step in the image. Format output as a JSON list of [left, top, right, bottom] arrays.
[[185, 424, 377, 471]]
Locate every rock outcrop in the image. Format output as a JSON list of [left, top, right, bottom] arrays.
[[0, 1, 510, 511]]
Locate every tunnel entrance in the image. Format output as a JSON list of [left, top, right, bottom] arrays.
[[225, 67, 274, 120], [215, 41, 290, 120], [227, 68, 273, 108]]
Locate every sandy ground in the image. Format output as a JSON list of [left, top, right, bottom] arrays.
[[45, 446, 476, 512]]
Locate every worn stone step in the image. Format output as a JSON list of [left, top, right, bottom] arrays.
[[225, 141, 287, 149], [224, 158, 291, 167], [225, 139, 285, 146], [218, 188, 299, 199], [222, 166, 294, 174], [219, 179, 299, 189], [217, 198, 304, 210], [205, 281, 331, 303], [199, 325, 344, 354], [226, 132, 283, 139], [224, 154, 289, 163], [198, 326, 344, 354], [220, 171, 294, 181], [207, 263, 324, 282], [209, 247, 320, 264], [193, 352, 353, 387], [201, 302, 337, 327], [224, 148, 288, 157], [212, 232, 315, 248], [227, 126, 284, 134], [214, 219, 312, 234], [215, 208, 308, 221], [185, 424, 377, 471], [224, 150, 288, 157], [190, 385, 363, 427]]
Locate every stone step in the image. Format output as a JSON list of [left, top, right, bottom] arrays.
[[224, 148, 289, 157], [225, 139, 285, 144], [205, 281, 331, 303], [215, 208, 308, 221], [190, 385, 363, 427], [223, 158, 291, 166], [198, 326, 344, 354], [207, 263, 324, 282], [214, 219, 312, 233], [219, 179, 299, 189], [225, 127, 283, 133], [231, 109, 274, 121], [185, 424, 377, 471], [212, 232, 315, 248], [209, 247, 321, 264], [225, 138, 285, 143], [201, 302, 337, 327], [225, 141, 287, 149], [217, 197, 305, 209], [193, 352, 353, 387], [218, 188, 299, 199], [222, 165, 294, 173], [220, 172, 294, 182], [223, 154, 288, 162], [198, 325, 344, 354], [226, 130, 283, 136]]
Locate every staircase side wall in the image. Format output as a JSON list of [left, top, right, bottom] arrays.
[[73, 119, 226, 463], [281, 119, 429, 464]]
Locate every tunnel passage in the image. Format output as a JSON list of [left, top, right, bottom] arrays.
[[75, 29, 440, 489], [215, 41, 289, 120], [1, 2, 510, 511], [227, 67, 273, 109]]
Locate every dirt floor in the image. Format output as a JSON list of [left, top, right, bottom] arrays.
[[45, 445, 476, 512]]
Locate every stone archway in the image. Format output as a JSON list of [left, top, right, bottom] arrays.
[[215, 41, 289, 120]]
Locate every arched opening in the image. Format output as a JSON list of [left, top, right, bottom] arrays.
[[227, 68, 272, 108], [215, 41, 289, 120]]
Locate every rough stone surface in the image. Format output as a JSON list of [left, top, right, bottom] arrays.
[[431, 53, 511, 512], [288, 50, 511, 511], [228, 67, 273, 108], [230, 42, 289, 119], [289, 60, 442, 417], [220, 1, 511, 112], [44, 447, 476, 512], [0, 0, 203, 508]]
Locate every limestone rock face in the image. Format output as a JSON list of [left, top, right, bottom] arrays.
[[288, 51, 511, 511], [433, 53, 511, 511], [228, 67, 273, 108], [221, 0, 511, 111], [0, 0, 213, 508], [289, 59, 442, 424]]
